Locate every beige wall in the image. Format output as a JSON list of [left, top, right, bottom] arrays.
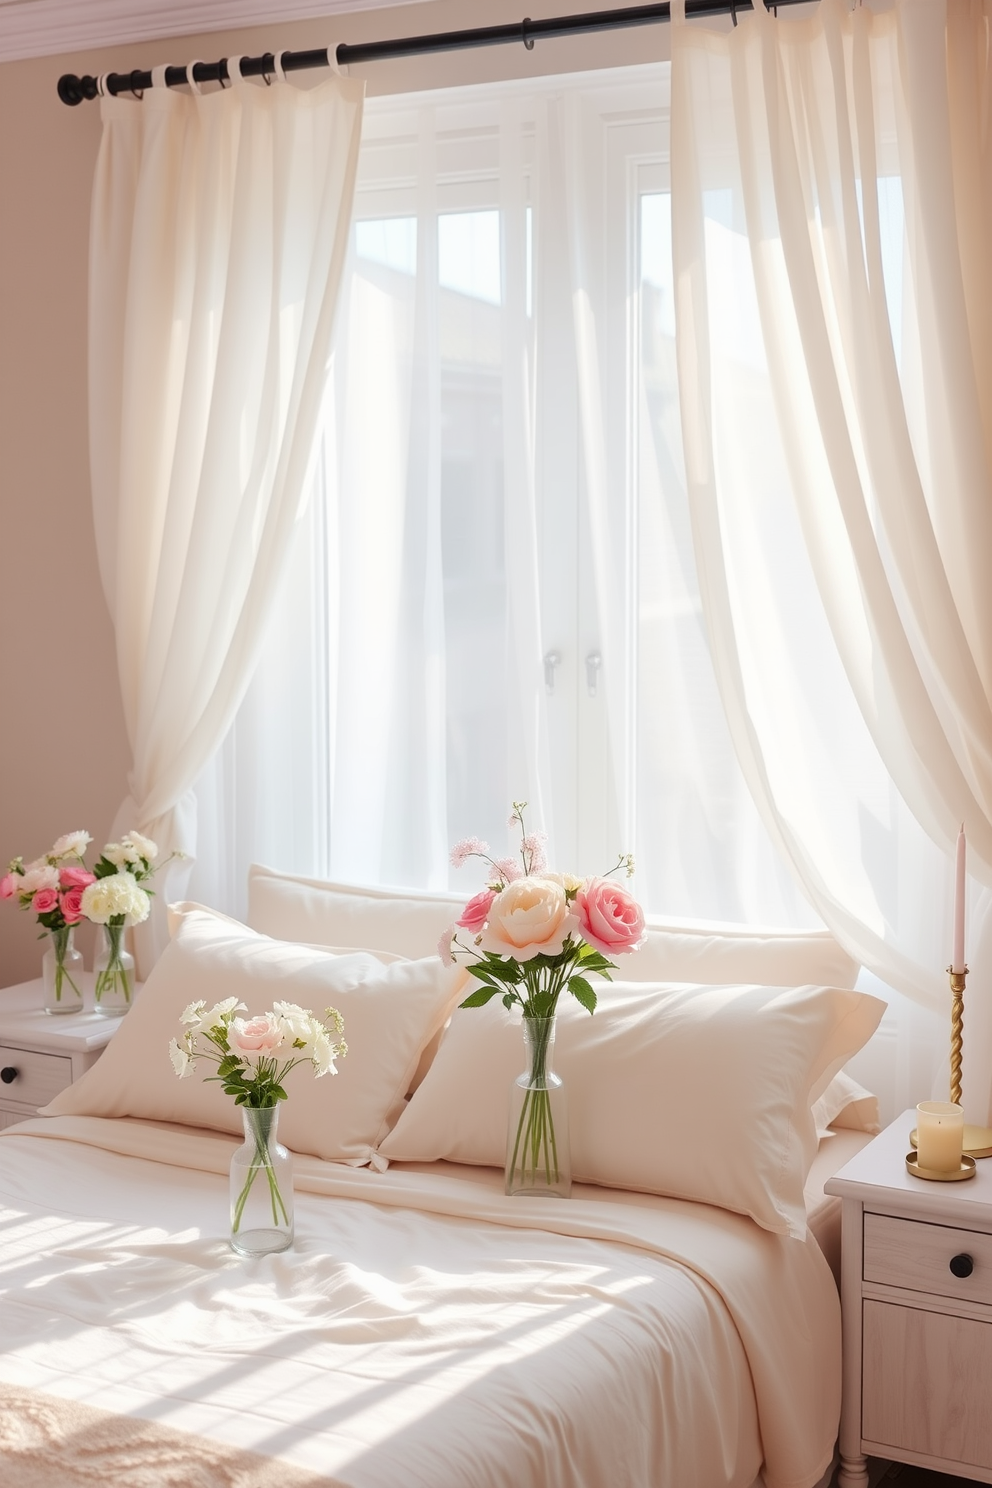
[[0, 0, 672, 986]]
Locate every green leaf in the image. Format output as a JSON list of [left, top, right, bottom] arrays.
[[459, 985, 503, 1009], [568, 976, 597, 1015], [463, 965, 500, 988]]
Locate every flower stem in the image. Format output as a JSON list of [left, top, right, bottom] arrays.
[[232, 1111, 290, 1233]]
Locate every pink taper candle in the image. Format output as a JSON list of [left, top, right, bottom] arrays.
[[953, 824, 966, 974]]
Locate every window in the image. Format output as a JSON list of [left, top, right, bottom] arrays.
[[191, 66, 818, 927]]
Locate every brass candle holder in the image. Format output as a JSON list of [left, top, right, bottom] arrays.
[[912, 968, 992, 1159]]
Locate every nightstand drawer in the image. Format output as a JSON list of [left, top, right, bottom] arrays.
[[864, 1212, 992, 1306], [0, 1044, 73, 1109]]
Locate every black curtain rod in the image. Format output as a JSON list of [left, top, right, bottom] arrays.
[[58, 0, 806, 105]]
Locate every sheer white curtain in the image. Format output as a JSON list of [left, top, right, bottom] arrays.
[[89, 65, 363, 968], [194, 69, 816, 932], [670, 0, 992, 1118]]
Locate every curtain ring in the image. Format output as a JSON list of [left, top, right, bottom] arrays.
[[219, 60, 230, 88], [227, 55, 244, 85], [128, 68, 145, 99], [150, 65, 168, 90], [96, 72, 109, 97], [521, 16, 535, 50], [729, 0, 738, 25], [260, 52, 274, 85], [274, 50, 288, 82], [326, 44, 342, 74], [186, 59, 204, 96]]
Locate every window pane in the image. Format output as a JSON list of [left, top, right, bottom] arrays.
[[439, 210, 502, 304], [355, 216, 417, 275]]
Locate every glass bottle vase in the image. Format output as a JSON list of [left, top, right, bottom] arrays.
[[506, 1015, 571, 1198], [93, 921, 135, 1017], [230, 1106, 294, 1257], [42, 927, 84, 1015]]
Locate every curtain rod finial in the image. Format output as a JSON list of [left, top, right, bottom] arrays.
[[57, 73, 92, 106]]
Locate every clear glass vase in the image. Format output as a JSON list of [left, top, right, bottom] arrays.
[[506, 1015, 571, 1198], [42, 927, 84, 1015], [230, 1106, 294, 1257], [93, 922, 135, 1017]]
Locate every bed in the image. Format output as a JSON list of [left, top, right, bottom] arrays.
[[0, 870, 883, 1488]]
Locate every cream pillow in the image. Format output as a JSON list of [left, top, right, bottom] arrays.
[[44, 908, 466, 1165], [247, 864, 859, 986], [811, 1069, 880, 1138], [378, 981, 885, 1238]]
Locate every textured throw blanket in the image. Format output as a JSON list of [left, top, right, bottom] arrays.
[[0, 1381, 332, 1488]]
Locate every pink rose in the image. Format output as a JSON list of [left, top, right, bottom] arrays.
[[227, 1013, 285, 1061], [59, 886, 85, 925], [574, 877, 645, 957], [31, 888, 59, 915], [478, 877, 573, 962], [59, 866, 96, 890], [0, 872, 20, 900], [457, 888, 496, 934]]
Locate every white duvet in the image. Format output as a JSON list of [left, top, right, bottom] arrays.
[[0, 1117, 839, 1488]]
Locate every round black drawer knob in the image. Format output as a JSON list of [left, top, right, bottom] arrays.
[[950, 1253, 975, 1279], [0, 1067, 18, 1085]]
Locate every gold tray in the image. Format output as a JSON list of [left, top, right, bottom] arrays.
[[906, 1151, 977, 1182], [910, 1125, 992, 1159]]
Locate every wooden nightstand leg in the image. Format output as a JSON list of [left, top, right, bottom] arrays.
[[836, 1451, 869, 1488], [837, 1200, 867, 1488]]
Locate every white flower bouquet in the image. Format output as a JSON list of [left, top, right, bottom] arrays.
[[171, 999, 347, 1250]]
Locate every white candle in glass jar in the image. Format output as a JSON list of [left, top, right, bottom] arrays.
[[916, 1102, 964, 1172]]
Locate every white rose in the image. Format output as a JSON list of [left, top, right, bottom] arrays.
[[50, 831, 92, 861], [20, 864, 60, 895], [477, 876, 574, 962], [121, 830, 158, 865], [102, 843, 129, 867]]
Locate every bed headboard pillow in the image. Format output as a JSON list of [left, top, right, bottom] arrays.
[[43, 906, 466, 1165], [377, 980, 885, 1239], [811, 1068, 880, 1137], [247, 864, 860, 988]]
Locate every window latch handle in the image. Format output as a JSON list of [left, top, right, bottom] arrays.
[[585, 651, 602, 697], [543, 650, 561, 695]]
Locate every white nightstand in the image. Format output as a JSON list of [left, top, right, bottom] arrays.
[[0, 978, 122, 1129], [826, 1110, 992, 1487]]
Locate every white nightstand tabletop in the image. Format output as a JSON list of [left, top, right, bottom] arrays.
[[826, 1106, 992, 1228], [0, 977, 125, 1055]]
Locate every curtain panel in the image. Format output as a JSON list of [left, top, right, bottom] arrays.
[[89, 66, 364, 970], [670, 0, 992, 1112]]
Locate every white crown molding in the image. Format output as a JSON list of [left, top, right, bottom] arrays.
[[0, 0, 432, 65]]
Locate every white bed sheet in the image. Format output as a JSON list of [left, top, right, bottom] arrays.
[[0, 1117, 840, 1488]]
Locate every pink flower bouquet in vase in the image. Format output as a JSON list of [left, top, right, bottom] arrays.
[[0, 832, 96, 1014], [442, 803, 644, 1198]]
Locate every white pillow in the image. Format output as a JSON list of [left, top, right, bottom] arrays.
[[811, 1069, 880, 1138], [247, 864, 860, 987], [248, 866, 462, 960], [378, 981, 885, 1238], [43, 908, 466, 1166]]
